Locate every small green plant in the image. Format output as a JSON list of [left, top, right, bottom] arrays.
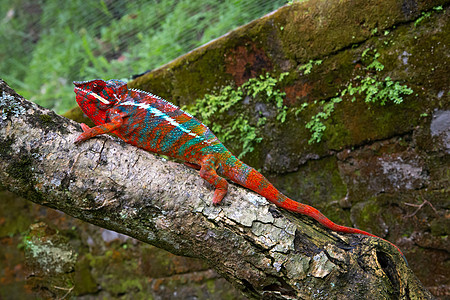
[[415, 6, 443, 27], [364, 49, 384, 71], [346, 75, 412, 105], [305, 97, 342, 144], [304, 49, 413, 144], [415, 11, 432, 26], [298, 59, 322, 75], [187, 72, 289, 158], [294, 102, 309, 116]]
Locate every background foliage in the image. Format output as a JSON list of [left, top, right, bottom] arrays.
[[0, 0, 287, 112]]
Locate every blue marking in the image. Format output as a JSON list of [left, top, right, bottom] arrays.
[[158, 118, 202, 152], [180, 118, 201, 131], [140, 117, 163, 145], [235, 163, 252, 183], [159, 126, 185, 153], [150, 128, 162, 150], [201, 143, 226, 154], [178, 136, 203, 156], [225, 155, 237, 166]]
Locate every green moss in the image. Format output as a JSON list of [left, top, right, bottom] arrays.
[[0, 192, 34, 237], [172, 50, 230, 103], [39, 114, 54, 126], [351, 199, 390, 236], [360, 202, 381, 223], [0, 136, 14, 156], [4, 149, 45, 203], [108, 278, 143, 295], [73, 256, 98, 295], [305, 96, 343, 144], [28, 110, 69, 134], [430, 218, 450, 237], [6, 154, 33, 182], [80, 248, 153, 297], [130, 40, 234, 106]]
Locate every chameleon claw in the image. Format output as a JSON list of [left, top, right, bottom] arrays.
[[80, 123, 91, 132], [212, 188, 227, 205], [74, 134, 87, 144], [74, 123, 92, 144]]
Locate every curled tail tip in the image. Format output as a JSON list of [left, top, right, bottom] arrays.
[[353, 230, 407, 264], [389, 242, 408, 265], [348, 228, 406, 261], [402, 254, 409, 266]]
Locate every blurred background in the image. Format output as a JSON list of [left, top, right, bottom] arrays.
[[0, 0, 288, 113]]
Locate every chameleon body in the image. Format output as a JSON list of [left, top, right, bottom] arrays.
[[73, 79, 404, 258]]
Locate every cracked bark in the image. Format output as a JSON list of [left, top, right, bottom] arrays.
[[0, 80, 434, 299]]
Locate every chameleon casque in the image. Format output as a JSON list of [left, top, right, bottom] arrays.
[[73, 79, 405, 258]]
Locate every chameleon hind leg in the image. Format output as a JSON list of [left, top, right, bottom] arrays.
[[199, 155, 228, 205]]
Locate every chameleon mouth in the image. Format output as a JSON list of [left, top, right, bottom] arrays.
[[74, 86, 111, 105]]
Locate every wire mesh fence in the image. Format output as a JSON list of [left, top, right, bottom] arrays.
[[1, 0, 287, 112]]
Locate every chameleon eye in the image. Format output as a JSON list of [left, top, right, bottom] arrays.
[[91, 81, 104, 93]]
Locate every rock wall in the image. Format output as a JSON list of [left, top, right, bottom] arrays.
[[128, 0, 449, 296]]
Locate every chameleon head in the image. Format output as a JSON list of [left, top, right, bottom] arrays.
[[73, 79, 127, 125]]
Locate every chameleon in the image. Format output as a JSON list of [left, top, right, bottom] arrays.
[[73, 79, 405, 259]]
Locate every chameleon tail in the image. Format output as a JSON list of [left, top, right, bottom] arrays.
[[225, 159, 406, 260]]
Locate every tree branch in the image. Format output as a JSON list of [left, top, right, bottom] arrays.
[[0, 80, 434, 299]]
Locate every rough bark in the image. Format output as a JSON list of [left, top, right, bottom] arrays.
[[0, 80, 434, 299]]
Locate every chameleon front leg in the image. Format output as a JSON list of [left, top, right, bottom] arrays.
[[74, 112, 124, 144], [199, 155, 228, 205]]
